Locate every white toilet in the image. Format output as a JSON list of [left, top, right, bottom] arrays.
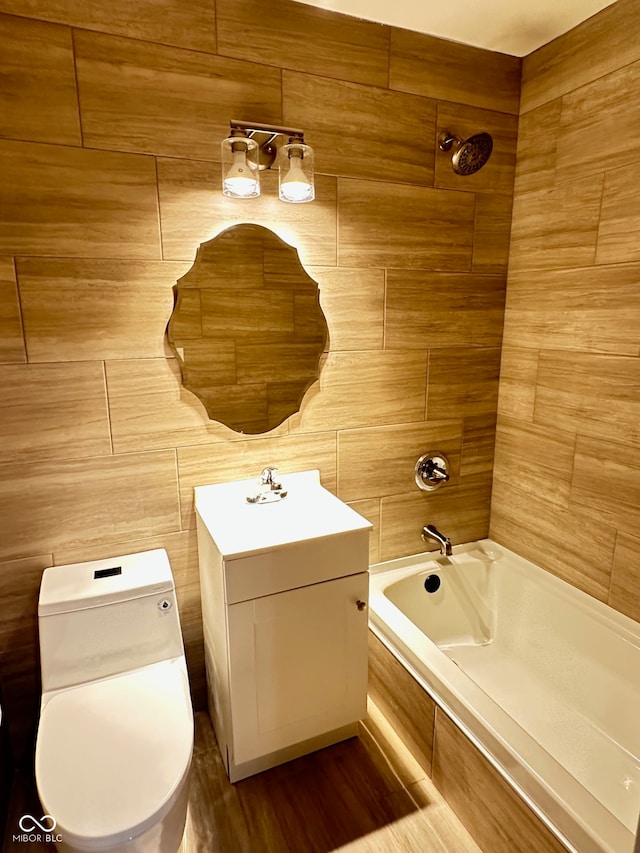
[[35, 549, 194, 853]]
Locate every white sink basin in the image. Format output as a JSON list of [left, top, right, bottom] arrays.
[[194, 469, 371, 560]]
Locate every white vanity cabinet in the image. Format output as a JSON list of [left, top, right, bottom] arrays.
[[195, 470, 372, 782]]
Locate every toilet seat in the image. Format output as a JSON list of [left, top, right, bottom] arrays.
[[36, 659, 193, 851]]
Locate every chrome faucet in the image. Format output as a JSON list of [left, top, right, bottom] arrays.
[[260, 467, 282, 491], [246, 466, 288, 503], [422, 524, 452, 556]]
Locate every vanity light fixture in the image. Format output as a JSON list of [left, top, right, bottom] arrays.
[[279, 137, 314, 203], [221, 127, 260, 198], [221, 120, 315, 203]]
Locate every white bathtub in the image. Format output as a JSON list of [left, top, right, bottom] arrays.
[[369, 539, 640, 853]]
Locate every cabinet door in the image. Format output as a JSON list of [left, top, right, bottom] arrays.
[[227, 572, 368, 766]]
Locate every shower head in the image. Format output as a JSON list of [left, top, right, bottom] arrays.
[[438, 131, 493, 176]]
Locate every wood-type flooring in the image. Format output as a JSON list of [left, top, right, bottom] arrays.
[[3, 700, 481, 852]]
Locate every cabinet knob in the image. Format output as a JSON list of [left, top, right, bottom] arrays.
[[356, 600, 367, 612]]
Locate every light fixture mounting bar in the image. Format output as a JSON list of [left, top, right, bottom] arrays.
[[230, 119, 305, 140]]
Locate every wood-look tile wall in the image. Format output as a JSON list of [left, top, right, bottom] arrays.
[[0, 0, 519, 761], [491, 0, 640, 622]]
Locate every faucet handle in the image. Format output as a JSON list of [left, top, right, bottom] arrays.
[[415, 452, 450, 492], [247, 467, 287, 503], [260, 466, 282, 490]]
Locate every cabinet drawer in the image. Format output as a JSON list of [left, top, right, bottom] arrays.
[[224, 529, 369, 604]]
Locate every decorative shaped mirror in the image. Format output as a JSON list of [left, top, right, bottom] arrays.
[[167, 224, 328, 434]]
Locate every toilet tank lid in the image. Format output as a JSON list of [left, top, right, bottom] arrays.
[[39, 549, 175, 616]]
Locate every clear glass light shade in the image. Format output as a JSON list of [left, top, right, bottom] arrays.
[[279, 142, 314, 203], [221, 135, 260, 198]]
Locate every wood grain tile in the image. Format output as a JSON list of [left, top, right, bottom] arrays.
[[283, 71, 435, 185], [368, 632, 435, 778], [427, 347, 501, 422], [490, 478, 614, 601], [433, 710, 568, 853], [385, 271, 505, 349], [337, 421, 462, 503], [0, 362, 110, 463], [460, 415, 497, 478], [609, 532, 640, 623], [4, 702, 483, 853], [310, 267, 384, 352], [0, 643, 41, 767], [55, 528, 206, 709], [521, 0, 640, 113], [177, 432, 336, 527], [236, 343, 320, 386], [503, 264, 640, 356], [346, 499, 380, 565], [555, 58, 640, 185], [230, 734, 412, 851], [0, 451, 180, 561], [17, 257, 188, 362], [296, 351, 428, 432], [361, 701, 428, 799], [158, 159, 337, 268], [0, 0, 218, 53], [434, 102, 518, 195], [0, 140, 161, 258], [508, 175, 604, 273], [412, 793, 484, 853], [215, 0, 389, 88], [389, 28, 520, 116], [514, 99, 561, 194], [493, 416, 574, 510], [0, 257, 25, 363], [571, 437, 640, 534], [0, 554, 50, 654], [358, 700, 423, 796], [534, 351, 640, 447], [380, 476, 492, 562], [75, 31, 282, 160], [200, 290, 293, 339], [597, 164, 640, 265], [338, 179, 475, 271], [186, 383, 274, 438], [106, 358, 290, 454], [0, 14, 80, 145], [496, 347, 538, 421], [472, 193, 513, 274], [183, 742, 254, 853]]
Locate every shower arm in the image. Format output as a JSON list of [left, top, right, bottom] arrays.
[[438, 132, 462, 152]]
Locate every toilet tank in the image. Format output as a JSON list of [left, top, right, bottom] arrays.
[[38, 549, 186, 693]]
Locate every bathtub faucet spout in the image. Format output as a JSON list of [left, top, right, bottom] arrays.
[[422, 524, 452, 556]]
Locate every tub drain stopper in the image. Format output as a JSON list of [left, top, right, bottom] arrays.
[[424, 574, 441, 594]]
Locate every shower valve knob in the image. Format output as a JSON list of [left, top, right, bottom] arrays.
[[415, 452, 450, 492]]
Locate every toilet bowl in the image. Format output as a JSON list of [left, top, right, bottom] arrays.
[[35, 549, 194, 853]]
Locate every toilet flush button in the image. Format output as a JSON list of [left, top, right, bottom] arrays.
[[157, 598, 172, 612]]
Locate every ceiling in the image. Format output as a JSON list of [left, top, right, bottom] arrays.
[[293, 0, 618, 56]]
